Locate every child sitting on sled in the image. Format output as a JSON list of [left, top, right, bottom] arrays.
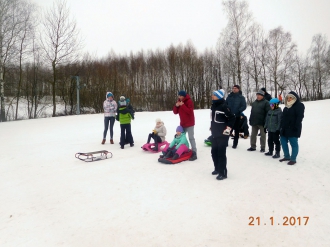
[[161, 126, 190, 160], [146, 118, 167, 151]]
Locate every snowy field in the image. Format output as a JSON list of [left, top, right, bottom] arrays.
[[1, 99, 330, 247]]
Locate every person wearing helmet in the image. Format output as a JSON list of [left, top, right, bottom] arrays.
[[264, 98, 282, 158]]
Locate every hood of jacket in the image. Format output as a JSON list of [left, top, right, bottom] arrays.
[[106, 91, 114, 100]]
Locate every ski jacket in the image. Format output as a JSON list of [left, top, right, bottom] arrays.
[[118, 107, 133, 124], [154, 122, 167, 142], [249, 98, 270, 126], [169, 132, 190, 150], [264, 92, 272, 101], [226, 92, 247, 116], [280, 91, 305, 138], [103, 92, 117, 117], [172, 94, 195, 128], [239, 116, 248, 130], [210, 99, 236, 138], [264, 107, 282, 132]]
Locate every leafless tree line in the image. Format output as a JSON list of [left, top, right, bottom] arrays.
[[1, 0, 330, 121]]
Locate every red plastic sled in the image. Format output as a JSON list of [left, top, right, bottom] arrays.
[[158, 150, 193, 164], [141, 141, 169, 153]]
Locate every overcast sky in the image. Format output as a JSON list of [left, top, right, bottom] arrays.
[[33, 0, 330, 58]]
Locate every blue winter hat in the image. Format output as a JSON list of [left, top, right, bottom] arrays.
[[270, 98, 280, 104], [178, 90, 187, 97], [176, 126, 184, 133], [213, 89, 225, 99], [107, 92, 113, 98], [240, 112, 245, 117]]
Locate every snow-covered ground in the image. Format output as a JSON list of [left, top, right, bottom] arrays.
[[1, 99, 330, 247]]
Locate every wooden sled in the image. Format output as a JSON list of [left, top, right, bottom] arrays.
[[75, 150, 112, 162]]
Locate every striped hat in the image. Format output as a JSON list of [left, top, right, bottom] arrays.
[[213, 89, 225, 99]]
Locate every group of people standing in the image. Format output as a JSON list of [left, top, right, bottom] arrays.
[[209, 86, 305, 181], [102, 92, 135, 149], [101, 87, 305, 181]]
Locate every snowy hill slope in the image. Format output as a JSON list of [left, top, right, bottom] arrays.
[[0, 100, 330, 246]]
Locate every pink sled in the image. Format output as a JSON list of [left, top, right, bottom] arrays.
[[141, 141, 169, 153]]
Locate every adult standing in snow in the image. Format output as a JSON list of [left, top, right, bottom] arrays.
[[247, 90, 271, 152], [279, 91, 305, 165], [173, 90, 197, 161], [225, 85, 246, 149], [210, 89, 235, 180], [260, 87, 272, 101], [102, 92, 117, 144]]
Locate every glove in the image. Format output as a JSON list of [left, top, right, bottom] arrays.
[[153, 130, 157, 134], [223, 127, 232, 135]]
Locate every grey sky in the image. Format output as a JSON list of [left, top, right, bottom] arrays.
[[34, 0, 330, 58]]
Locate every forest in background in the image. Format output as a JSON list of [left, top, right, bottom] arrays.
[[1, 0, 329, 121]]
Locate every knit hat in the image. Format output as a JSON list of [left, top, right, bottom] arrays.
[[119, 100, 127, 106], [240, 112, 245, 117], [269, 98, 280, 104], [155, 118, 162, 123], [256, 90, 265, 96], [178, 90, 187, 97], [107, 92, 113, 98], [260, 87, 266, 92], [233, 85, 240, 89], [120, 96, 125, 101], [176, 126, 184, 133], [213, 89, 225, 99]]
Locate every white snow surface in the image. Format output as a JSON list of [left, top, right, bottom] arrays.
[[1, 100, 330, 247]]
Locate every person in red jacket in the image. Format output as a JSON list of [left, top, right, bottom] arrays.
[[173, 90, 197, 161]]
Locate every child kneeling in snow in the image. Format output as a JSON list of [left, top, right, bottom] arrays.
[[146, 118, 167, 151], [161, 126, 189, 160]]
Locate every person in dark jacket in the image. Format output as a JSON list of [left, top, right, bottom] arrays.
[[279, 91, 305, 165], [247, 90, 271, 152], [264, 98, 282, 158], [239, 113, 249, 138], [117, 97, 134, 149], [210, 89, 236, 180], [226, 85, 247, 149], [261, 87, 272, 101], [173, 90, 197, 161]]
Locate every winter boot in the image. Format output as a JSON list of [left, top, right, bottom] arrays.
[[216, 173, 227, 180], [189, 151, 197, 161], [110, 139, 114, 144], [279, 157, 290, 162], [101, 139, 106, 144], [211, 170, 219, 175], [264, 151, 273, 156], [164, 150, 174, 159], [172, 153, 179, 160], [272, 152, 280, 159]]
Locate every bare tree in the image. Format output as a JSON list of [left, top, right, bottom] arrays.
[[222, 0, 252, 88], [40, 0, 82, 117], [0, 0, 29, 122], [14, 0, 37, 120], [265, 26, 296, 97], [308, 34, 328, 99]]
